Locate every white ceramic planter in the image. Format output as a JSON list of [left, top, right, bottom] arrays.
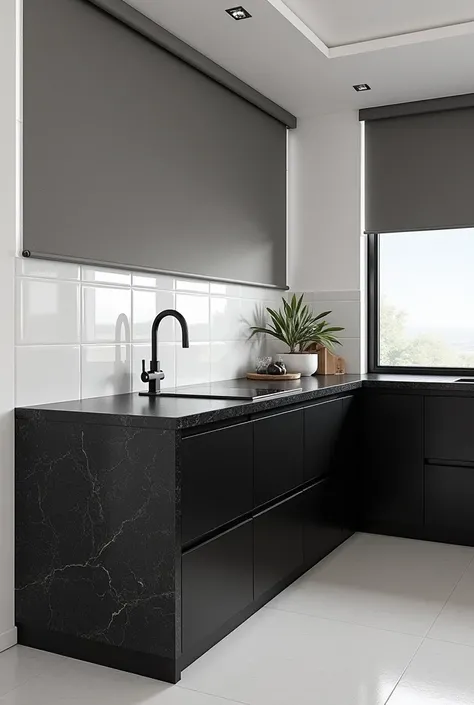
[[280, 353, 319, 377]]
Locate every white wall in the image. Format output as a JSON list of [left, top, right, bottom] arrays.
[[288, 110, 364, 372], [15, 261, 282, 406], [0, 0, 18, 652]]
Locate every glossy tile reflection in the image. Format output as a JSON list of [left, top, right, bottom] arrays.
[[4, 535, 474, 703]]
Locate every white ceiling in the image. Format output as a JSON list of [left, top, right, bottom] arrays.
[[123, 0, 474, 119], [281, 0, 474, 47]]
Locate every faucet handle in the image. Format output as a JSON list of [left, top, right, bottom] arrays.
[[141, 359, 150, 383]]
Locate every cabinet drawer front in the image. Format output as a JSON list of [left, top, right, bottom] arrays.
[[426, 397, 474, 462], [425, 464, 474, 535], [181, 422, 253, 545], [182, 521, 253, 652], [254, 492, 303, 599], [254, 408, 304, 506], [304, 398, 344, 482], [302, 480, 350, 568]]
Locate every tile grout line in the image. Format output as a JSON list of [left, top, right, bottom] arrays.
[[385, 549, 474, 704], [176, 682, 252, 705], [383, 637, 424, 705], [422, 549, 474, 639], [263, 604, 425, 639]]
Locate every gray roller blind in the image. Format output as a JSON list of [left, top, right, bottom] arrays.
[[23, 0, 290, 288], [364, 105, 474, 234]]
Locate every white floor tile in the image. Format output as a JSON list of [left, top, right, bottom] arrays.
[[428, 559, 474, 647], [269, 533, 473, 636], [179, 606, 421, 705], [0, 646, 67, 698], [387, 638, 474, 705], [0, 653, 242, 705]]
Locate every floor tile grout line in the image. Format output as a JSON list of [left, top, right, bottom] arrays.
[[176, 683, 252, 705], [385, 552, 474, 704], [423, 551, 474, 639], [263, 604, 425, 639], [384, 637, 425, 705], [425, 634, 474, 650]]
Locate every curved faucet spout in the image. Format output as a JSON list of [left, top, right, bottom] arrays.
[[151, 309, 189, 363], [140, 309, 190, 396]]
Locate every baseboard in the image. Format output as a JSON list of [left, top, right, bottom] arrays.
[[0, 627, 17, 653]]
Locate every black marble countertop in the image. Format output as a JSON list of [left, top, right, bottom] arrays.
[[15, 374, 474, 431]]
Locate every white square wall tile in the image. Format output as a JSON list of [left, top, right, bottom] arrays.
[[15, 258, 80, 280], [210, 282, 241, 297], [82, 266, 131, 286], [132, 272, 174, 289], [175, 293, 210, 342], [210, 297, 242, 341], [175, 278, 209, 293], [210, 342, 251, 382], [16, 279, 80, 344], [240, 299, 268, 335], [81, 345, 131, 399], [82, 286, 131, 343], [132, 289, 175, 342], [132, 343, 176, 392], [16, 346, 80, 406], [176, 343, 210, 387]]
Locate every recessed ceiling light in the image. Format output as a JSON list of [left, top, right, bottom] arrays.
[[226, 6, 252, 20], [353, 84, 371, 92]]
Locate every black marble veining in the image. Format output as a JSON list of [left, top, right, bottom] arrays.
[[15, 371, 474, 681], [16, 415, 180, 675]]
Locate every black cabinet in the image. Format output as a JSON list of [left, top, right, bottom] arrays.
[[361, 393, 424, 532], [182, 520, 253, 652], [426, 397, 474, 462], [304, 398, 346, 482], [253, 491, 304, 599], [181, 422, 253, 545], [425, 464, 474, 542], [302, 478, 352, 568], [254, 408, 304, 506]]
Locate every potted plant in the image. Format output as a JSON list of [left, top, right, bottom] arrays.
[[250, 294, 344, 376]]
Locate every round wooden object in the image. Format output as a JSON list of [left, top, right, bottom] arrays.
[[246, 372, 301, 381]]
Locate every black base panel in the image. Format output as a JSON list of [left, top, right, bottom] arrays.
[[179, 531, 354, 672], [361, 523, 474, 549], [17, 626, 180, 684]]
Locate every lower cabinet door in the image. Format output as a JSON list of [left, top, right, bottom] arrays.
[[425, 464, 474, 540], [182, 520, 253, 652], [253, 492, 304, 600], [303, 479, 352, 568]]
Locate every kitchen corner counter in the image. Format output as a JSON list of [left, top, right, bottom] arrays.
[[15, 375, 364, 430], [15, 373, 474, 430]]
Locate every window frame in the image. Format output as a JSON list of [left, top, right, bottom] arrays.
[[367, 232, 474, 375]]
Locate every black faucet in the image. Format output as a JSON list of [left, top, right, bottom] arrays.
[[139, 309, 190, 396]]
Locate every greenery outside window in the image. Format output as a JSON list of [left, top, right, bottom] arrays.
[[368, 229, 474, 372]]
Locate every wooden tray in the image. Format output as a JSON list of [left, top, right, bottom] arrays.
[[246, 372, 301, 381]]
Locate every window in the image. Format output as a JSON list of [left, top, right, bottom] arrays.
[[369, 229, 474, 372]]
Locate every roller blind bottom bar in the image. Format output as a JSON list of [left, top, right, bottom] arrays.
[[21, 252, 289, 291]]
